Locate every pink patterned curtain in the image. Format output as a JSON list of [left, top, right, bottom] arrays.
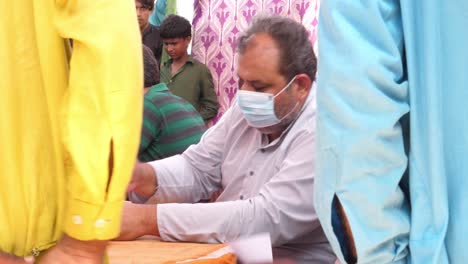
[[192, 0, 320, 122]]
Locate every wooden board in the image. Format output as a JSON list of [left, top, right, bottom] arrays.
[[107, 237, 227, 264]]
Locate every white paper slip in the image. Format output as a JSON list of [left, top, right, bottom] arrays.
[[228, 233, 273, 264]]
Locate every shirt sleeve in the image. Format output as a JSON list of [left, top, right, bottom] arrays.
[[314, 0, 410, 263], [54, 0, 143, 240], [146, 106, 236, 204], [198, 66, 219, 121], [152, 117, 322, 246]]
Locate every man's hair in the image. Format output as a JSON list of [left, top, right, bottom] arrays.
[[237, 15, 317, 82], [136, 0, 154, 10], [143, 45, 160, 87], [159, 14, 192, 39]]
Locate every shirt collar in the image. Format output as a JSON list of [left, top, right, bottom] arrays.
[[164, 55, 195, 67], [142, 24, 156, 36], [150, 83, 169, 92]]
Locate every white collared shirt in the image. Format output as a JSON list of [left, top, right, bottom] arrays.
[[133, 89, 335, 263]]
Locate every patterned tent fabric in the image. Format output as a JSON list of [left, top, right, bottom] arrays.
[[191, 0, 320, 123]]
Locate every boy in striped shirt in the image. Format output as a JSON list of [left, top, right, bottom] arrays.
[[139, 46, 206, 162]]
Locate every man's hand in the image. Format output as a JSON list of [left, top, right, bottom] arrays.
[[40, 235, 107, 264], [127, 162, 158, 198], [114, 202, 159, 241], [0, 252, 34, 264]]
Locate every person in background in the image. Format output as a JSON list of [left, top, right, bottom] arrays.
[[0, 0, 142, 263], [159, 14, 219, 122], [315, 0, 468, 263], [139, 45, 206, 162], [120, 15, 335, 264], [149, 0, 167, 26], [136, 0, 163, 64]]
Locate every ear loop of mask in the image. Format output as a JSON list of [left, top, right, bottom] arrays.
[[274, 76, 300, 122], [273, 76, 297, 98]]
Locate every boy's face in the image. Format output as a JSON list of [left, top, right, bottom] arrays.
[[135, 1, 152, 30], [163, 37, 191, 61]]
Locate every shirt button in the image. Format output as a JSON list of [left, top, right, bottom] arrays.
[[240, 195, 244, 200], [249, 171, 254, 176], [72, 215, 83, 225], [95, 219, 108, 228]]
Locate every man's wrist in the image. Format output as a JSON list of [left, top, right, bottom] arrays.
[[59, 234, 108, 257], [141, 204, 160, 237], [140, 163, 158, 197]]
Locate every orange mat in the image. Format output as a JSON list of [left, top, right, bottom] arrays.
[[107, 238, 236, 264]]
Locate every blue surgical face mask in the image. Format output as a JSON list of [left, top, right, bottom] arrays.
[[237, 76, 298, 128]]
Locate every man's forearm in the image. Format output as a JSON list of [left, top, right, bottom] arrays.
[[143, 204, 159, 237], [116, 203, 159, 240], [58, 234, 108, 256], [130, 162, 158, 198]]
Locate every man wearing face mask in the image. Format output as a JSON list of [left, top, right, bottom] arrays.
[[118, 15, 335, 264]]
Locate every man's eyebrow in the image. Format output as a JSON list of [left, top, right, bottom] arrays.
[[250, 80, 269, 85], [237, 77, 268, 85]]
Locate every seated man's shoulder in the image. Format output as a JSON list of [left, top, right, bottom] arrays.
[[144, 87, 170, 104], [147, 88, 200, 114]]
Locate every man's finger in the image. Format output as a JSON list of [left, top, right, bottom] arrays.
[[127, 182, 137, 192], [24, 256, 35, 263]]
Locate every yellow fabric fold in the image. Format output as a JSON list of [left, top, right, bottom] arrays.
[[0, 0, 142, 256]]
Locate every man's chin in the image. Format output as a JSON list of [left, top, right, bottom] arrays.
[[256, 125, 284, 135], [255, 117, 296, 135]]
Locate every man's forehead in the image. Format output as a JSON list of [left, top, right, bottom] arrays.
[[238, 34, 280, 71], [242, 33, 279, 54]]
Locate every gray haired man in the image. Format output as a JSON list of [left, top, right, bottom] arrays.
[[118, 15, 335, 264]]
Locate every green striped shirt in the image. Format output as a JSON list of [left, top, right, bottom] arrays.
[[138, 83, 206, 162]]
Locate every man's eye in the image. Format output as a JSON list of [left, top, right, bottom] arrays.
[[254, 86, 267, 91]]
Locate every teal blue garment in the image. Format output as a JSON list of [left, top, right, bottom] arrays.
[[315, 0, 468, 263], [149, 0, 167, 26]]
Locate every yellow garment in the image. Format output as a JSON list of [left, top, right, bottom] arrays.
[[0, 0, 142, 257]]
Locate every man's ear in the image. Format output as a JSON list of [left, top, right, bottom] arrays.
[[295, 73, 312, 100], [184, 36, 192, 45]]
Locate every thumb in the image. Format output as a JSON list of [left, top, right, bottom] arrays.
[[127, 182, 137, 192], [24, 256, 35, 263]]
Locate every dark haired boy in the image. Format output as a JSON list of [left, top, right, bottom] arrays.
[[159, 14, 219, 121], [135, 0, 163, 64]]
